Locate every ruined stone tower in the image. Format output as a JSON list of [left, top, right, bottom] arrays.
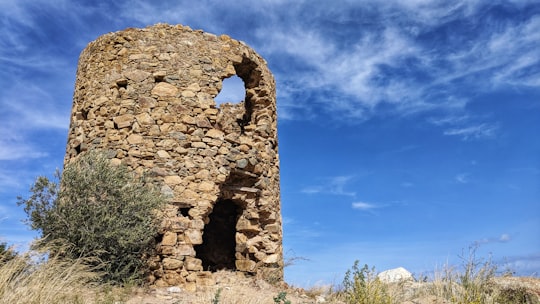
[[64, 24, 282, 286]]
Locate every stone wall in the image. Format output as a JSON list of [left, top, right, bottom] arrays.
[[64, 24, 282, 287]]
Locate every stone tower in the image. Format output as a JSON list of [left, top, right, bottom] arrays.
[[64, 24, 282, 286]]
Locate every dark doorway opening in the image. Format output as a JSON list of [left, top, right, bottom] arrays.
[[195, 199, 240, 271]]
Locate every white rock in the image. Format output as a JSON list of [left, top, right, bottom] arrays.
[[167, 286, 182, 293], [377, 267, 413, 283]]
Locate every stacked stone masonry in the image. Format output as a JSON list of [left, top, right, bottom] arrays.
[[64, 24, 283, 287]]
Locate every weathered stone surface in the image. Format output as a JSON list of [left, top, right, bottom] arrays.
[[64, 23, 282, 287], [125, 69, 151, 82], [162, 258, 183, 270], [127, 134, 143, 144], [113, 114, 133, 128], [235, 259, 256, 272], [136, 113, 154, 125], [152, 82, 178, 97], [263, 254, 279, 264], [185, 257, 203, 271], [185, 229, 202, 245], [161, 231, 177, 246]]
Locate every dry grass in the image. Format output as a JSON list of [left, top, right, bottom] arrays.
[[2, 245, 538, 304], [0, 247, 102, 304]]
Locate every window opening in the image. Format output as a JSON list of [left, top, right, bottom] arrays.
[[194, 199, 240, 271], [215, 75, 245, 106], [178, 207, 190, 217]]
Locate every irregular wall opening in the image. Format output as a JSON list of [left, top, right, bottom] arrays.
[[194, 199, 241, 271]]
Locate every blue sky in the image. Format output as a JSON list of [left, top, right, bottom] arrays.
[[1, 0, 539, 286]]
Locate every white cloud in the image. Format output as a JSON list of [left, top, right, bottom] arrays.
[[428, 114, 499, 141], [302, 175, 356, 197], [502, 252, 540, 276], [443, 123, 498, 140], [476, 233, 513, 245], [252, 1, 540, 129], [259, 25, 422, 117], [0, 83, 70, 130], [499, 234, 511, 242], [0, 141, 48, 161], [352, 201, 379, 210], [455, 173, 469, 184]]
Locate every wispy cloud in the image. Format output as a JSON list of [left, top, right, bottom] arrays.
[[351, 201, 379, 211], [476, 233, 512, 245], [502, 252, 540, 276], [301, 175, 356, 197], [443, 123, 498, 140], [455, 173, 469, 184], [251, 1, 540, 135], [428, 113, 500, 140], [0, 140, 48, 161]]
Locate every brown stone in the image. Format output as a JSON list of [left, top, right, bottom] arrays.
[[127, 134, 143, 144], [113, 114, 134, 128], [152, 82, 178, 97], [156, 150, 171, 158], [162, 257, 183, 270], [161, 231, 177, 246], [205, 128, 224, 139], [185, 229, 202, 244], [136, 113, 154, 125], [125, 69, 151, 82], [197, 181, 214, 192], [184, 257, 203, 271], [164, 175, 182, 185], [235, 259, 256, 272]]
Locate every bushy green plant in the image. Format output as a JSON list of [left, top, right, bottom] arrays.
[[17, 151, 165, 284], [341, 261, 393, 304]]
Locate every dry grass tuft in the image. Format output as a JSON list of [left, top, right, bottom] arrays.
[[0, 247, 101, 304]]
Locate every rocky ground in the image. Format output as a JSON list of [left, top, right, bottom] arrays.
[[116, 271, 540, 304]]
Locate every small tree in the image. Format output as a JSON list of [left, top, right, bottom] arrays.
[[17, 151, 165, 283]]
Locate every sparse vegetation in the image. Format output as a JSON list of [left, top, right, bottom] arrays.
[[0, 245, 99, 303], [212, 287, 222, 304], [339, 261, 393, 304], [273, 291, 291, 304], [17, 151, 166, 284], [8, 152, 537, 303], [0, 248, 537, 303], [429, 244, 499, 303]]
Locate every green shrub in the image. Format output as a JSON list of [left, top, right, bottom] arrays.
[[341, 261, 393, 304], [17, 151, 165, 284]]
